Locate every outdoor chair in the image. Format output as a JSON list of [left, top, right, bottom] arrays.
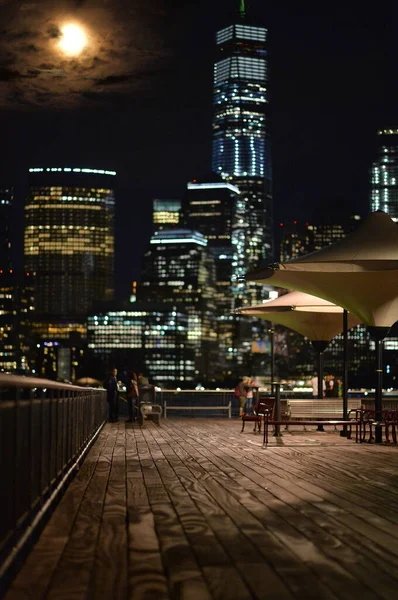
[[241, 397, 275, 433]]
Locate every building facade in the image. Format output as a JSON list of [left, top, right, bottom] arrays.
[[87, 307, 194, 386], [25, 167, 115, 319], [370, 128, 398, 219], [137, 229, 219, 383], [0, 271, 34, 373], [211, 3, 273, 293], [181, 177, 239, 301], [0, 187, 13, 272], [153, 199, 181, 231]]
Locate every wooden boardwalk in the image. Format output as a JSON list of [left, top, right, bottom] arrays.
[[5, 419, 398, 600]]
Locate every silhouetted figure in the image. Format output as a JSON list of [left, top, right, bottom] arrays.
[[104, 367, 119, 422], [126, 371, 139, 422]]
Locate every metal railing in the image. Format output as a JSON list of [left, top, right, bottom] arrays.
[[0, 374, 107, 589]]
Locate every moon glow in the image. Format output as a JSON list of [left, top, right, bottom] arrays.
[[59, 24, 87, 56]]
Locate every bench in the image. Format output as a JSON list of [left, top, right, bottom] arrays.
[[263, 417, 360, 445], [139, 402, 162, 426], [164, 401, 231, 419], [286, 398, 362, 430]]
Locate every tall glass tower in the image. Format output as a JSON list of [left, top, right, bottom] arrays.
[[371, 128, 398, 218], [25, 167, 115, 319], [212, 0, 272, 296]]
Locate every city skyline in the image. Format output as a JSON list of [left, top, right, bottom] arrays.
[[2, 1, 398, 303]]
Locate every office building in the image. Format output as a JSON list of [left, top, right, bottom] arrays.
[[25, 167, 116, 319], [0, 187, 13, 271], [153, 199, 181, 230], [87, 307, 194, 386], [212, 2, 272, 293], [371, 128, 398, 218], [182, 177, 239, 302], [279, 216, 362, 262], [137, 229, 219, 382], [0, 271, 34, 373]]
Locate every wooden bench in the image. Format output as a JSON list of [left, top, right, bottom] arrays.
[[164, 401, 231, 419], [285, 398, 362, 430], [263, 417, 360, 445]]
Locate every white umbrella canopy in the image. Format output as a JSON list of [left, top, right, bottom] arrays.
[[247, 212, 398, 329], [237, 291, 361, 342]]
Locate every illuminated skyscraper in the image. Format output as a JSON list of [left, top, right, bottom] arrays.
[[138, 229, 219, 382], [0, 187, 13, 271], [371, 128, 398, 218], [182, 177, 239, 299], [153, 199, 181, 230], [87, 307, 194, 386], [0, 272, 34, 373], [212, 1, 272, 292], [25, 167, 115, 318]]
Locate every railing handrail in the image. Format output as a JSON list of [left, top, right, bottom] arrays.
[[0, 373, 95, 391]]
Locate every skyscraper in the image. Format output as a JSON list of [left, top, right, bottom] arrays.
[[370, 128, 398, 218], [212, 1, 272, 293], [153, 199, 181, 231], [25, 167, 115, 318], [181, 176, 239, 303], [87, 307, 194, 386], [137, 229, 219, 382], [0, 187, 13, 271]]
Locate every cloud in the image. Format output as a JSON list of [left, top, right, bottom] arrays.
[[0, 0, 175, 108]]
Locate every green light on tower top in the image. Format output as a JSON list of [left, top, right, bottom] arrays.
[[239, 0, 246, 18]]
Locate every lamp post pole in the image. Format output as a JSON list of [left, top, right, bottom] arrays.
[[368, 326, 389, 444], [340, 309, 348, 437], [270, 327, 275, 395]]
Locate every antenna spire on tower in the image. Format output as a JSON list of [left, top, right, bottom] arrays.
[[239, 0, 246, 18]]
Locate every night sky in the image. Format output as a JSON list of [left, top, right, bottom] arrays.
[[1, 0, 398, 301]]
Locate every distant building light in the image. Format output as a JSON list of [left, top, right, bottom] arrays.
[[187, 182, 240, 194], [29, 167, 116, 176]]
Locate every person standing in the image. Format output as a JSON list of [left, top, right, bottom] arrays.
[[126, 371, 139, 422], [236, 376, 250, 418], [245, 377, 257, 415], [104, 367, 119, 423], [311, 374, 326, 398]]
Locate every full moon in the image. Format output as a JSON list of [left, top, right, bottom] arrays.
[[59, 24, 87, 56]]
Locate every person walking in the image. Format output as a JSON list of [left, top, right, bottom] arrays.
[[126, 371, 139, 422], [104, 367, 119, 423]]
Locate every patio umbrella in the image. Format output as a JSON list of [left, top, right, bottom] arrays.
[[246, 211, 398, 442], [236, 291, 360, 430]]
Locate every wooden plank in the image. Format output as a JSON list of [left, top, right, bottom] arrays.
[[5, 419, 398, 600], [4, 429, 110, 600], [133, 426, 212, 600]]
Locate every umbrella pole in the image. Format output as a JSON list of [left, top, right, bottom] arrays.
[[368, 326, 390, 444], [270, 327, 275, 395], [317, 351, 323, 401], [317, 351, 325, 431], [340, 309, 348, 437], [311, 341, 329, 433], [374, 338, 383, 444]]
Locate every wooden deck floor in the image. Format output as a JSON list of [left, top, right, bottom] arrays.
[[5, 419, 398, 600]]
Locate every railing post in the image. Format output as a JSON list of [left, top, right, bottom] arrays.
[[273, 382, 282, 437], [164, 401, 167, 419]]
